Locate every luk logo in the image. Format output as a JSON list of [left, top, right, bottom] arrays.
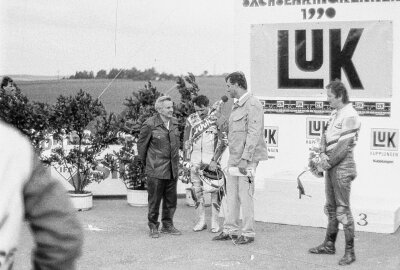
[[354, 102, 364, 109], [371, 129, 398, 151], [296, 101, 303, 108], [376, 103, 385, 110], [315, 101, 323, 109], [278, 28, 364, 89], [264, 126, 278, 147], [306, 118, 329, 138]]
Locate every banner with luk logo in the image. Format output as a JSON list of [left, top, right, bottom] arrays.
[[370, 128, 399, 164], [251, 20, 393, 99]]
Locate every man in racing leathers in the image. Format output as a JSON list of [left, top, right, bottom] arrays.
[[309, 79, 361, 266], [183, 95, 228, 233]]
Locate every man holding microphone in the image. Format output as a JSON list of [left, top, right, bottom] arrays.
[[212, 71, 268, 245]]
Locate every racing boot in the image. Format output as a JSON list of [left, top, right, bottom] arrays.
[[193, 202, 207, 231], [310, 208, 339, 254], [339, 226, 356, 265], [308, 231, 337, 254]]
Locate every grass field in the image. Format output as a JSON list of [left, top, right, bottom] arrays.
[[16, 77, 232, 115]]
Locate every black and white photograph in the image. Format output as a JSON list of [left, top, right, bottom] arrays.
[[1, 1, 399, 269]]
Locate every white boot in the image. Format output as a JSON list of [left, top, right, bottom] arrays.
[[193, 203, 207, 231]]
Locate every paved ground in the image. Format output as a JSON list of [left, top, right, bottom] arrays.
[[15, 198, 400, 270]]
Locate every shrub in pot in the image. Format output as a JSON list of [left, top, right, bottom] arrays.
[[43, 90, 118, 210], [103, 138, 148, 206]]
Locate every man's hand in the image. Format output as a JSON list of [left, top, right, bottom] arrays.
[[317, 159, 331, 172], [238, 159, 248, 175], [317, 153, 331, 171], [321, 159, 331, 170], [320, 153, 329, 163], [208, 160, 218, 171]]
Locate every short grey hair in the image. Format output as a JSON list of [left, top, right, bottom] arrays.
[[154, 95, 172, 112]]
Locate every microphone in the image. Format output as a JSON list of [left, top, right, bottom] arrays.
[[210, 95, 228, 113], [221, 95, 229, 103]]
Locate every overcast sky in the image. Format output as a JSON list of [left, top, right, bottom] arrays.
[[0, 0, 235, 77]]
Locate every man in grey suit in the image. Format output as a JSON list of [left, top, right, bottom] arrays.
[[213, 71, 268, 245]]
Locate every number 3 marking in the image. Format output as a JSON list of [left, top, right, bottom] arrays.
[[357, 213, 368, 226]]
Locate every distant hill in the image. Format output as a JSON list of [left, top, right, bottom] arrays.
[[1, 74, 61, 81]]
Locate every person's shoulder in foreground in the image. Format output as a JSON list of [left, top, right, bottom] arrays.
[[0, 120, 83, 270]]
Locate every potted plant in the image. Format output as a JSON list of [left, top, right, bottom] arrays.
[[44, 90, 118, 210], [102, 138, 147, 206]]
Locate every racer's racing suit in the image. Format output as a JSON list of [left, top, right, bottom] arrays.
[[183, 110, 227, 232], [319, 103, 361, 259]]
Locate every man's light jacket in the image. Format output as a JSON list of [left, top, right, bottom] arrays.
[[228, 93, 268, 166]]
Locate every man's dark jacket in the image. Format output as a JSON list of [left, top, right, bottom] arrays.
[[137, 114, 180, 180]]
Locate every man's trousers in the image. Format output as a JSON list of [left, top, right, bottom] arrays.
[[324, 165, 355, 242], [222, 162, 258, 238], [147, 177, 177, 229]]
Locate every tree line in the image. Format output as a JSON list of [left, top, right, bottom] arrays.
[[69, 67, 176, 81]]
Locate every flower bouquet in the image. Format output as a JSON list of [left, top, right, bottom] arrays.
[[297, 139, 325, 199], [308, 145, 324, 178]]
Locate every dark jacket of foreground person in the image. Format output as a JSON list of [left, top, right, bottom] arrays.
[[0, 120, 83, 270], [137, 113, 180, 180]]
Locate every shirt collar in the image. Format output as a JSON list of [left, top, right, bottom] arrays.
[[155, 114, 171, 129], [234, 92, 250, 107], [238, 92, 249, 103]]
